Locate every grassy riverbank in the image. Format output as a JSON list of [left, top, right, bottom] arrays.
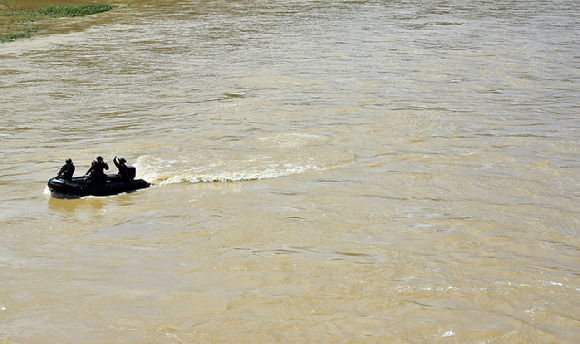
[[0, 1, 115, 42]]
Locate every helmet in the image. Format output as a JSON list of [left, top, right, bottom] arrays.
[[65, 158, 72, 164], [119, 158, 126, 164], [96, 156, 103, 161]]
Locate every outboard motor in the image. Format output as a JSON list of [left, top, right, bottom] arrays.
[[127, 166, 136, 180]]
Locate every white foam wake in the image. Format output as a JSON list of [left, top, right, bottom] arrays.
[[134, 156, 319, 185]]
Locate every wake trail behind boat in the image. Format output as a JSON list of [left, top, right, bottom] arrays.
[[135, 156, 323, 185]]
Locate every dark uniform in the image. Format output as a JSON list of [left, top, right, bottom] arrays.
[[114, 156, 129, 181], [57, 159, 75, 181], [85, 156, 109, 184]]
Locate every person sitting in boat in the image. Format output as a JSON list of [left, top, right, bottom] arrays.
[[113, 156, 129, 182], [84, 160, 98, 184], [57, 158, 75, 181], [85, 156, 109, 184]]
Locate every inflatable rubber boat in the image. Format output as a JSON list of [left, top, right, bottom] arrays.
[[47, 166, 149, 197]]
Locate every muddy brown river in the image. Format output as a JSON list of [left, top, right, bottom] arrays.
[[1, 0, 579, 342]]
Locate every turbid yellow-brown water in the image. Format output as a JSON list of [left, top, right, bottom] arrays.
[[1, 0, 579, 342]]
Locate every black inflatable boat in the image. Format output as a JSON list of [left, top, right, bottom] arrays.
[[48, 166, 149, 197]]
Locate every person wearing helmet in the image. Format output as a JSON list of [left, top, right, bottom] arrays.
[[84, 160, 98, 184], [57, 158, 75, 181], [113, 156, 129, 182], [85, 156, 109, 184]]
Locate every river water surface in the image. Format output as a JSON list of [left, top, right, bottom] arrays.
[[1, 0, 579, 342]]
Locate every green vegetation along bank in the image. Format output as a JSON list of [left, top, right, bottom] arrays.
[[0, 3, 114, 42]]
